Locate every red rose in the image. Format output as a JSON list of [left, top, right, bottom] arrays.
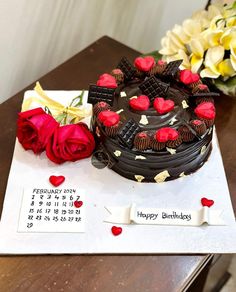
[[46, 123, 95, 164], [17, 108, 59, 154]]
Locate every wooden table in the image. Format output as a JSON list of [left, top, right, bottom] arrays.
[[0, 36, 235, 292]]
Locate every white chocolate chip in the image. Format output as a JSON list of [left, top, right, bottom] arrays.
[[120, 92, 127, 97], [114, 150, 121, 157], [169, 117, 178, 125], [135, 155, 146, 160], [166, 147, 176, 155], [154, 170, 170, 183], [130, 96, 137, 100], [200, 145, 207, 155], [182, 100, 189, 109], [116, 109, 124, 114], [179, 172, 186, 177], [134, 175, 145, 182], [139, 115, 149, 125]]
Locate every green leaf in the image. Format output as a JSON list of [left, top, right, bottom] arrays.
[[44, 106, 52, 115], [69, 90, 84, 107], [215, 18, 225, 27], [213, 76, 236, 97], [55, 113, 67, 124], [226, 1, 236, 10], [141, 51, 163, 62]]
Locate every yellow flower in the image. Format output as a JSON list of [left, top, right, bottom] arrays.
[[220, 28, 236, 50], [159, 2, 236, 80], [201, 46, 235, 78], [230, 43, 236, 71], [202, 28, 223, 47], [189, 37, 205, 73], [165, 49, 191, 70], [218, 59, 235, 77], [192, 9, 210, 29]]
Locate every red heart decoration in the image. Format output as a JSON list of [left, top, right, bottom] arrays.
[[97, 73, 117, 88], [198, 84, 208, 90], [157, 59, 166, 66], [153, 97, 175, 114], [194, 102, 215, 120], [134, 56, 155, 72], [201, 197, 214, 208], [129, 95, 150, 111], [111, 226, 122, 236], [74, 200, 83, 208], [179, 69, 200, 85], [156, 127, 179, 142], [192, 119, 203, 126], [98, 110, 120, 127], [49, 175, 65, 187]]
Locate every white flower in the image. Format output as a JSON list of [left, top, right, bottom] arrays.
[[159, 2, 236, 80], [201, 46, 235, 78], [230, 43, 236, 71]]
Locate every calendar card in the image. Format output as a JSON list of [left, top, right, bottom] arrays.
[[18, 187, 85, 233]]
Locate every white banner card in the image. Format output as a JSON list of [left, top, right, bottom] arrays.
[[105, 204, 224, 226]]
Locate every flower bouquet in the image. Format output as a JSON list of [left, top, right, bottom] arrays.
[[17, 83, 95, 164], [147, 1, 236, 96]]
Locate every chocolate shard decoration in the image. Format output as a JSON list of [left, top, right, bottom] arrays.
[[117, 57, 136, 80], [162, 60, 183, 78], [190, 92, 220, 98], [88, 85, 115, 106], [139, 76, 169, 101], [118, 119, 141, 148]]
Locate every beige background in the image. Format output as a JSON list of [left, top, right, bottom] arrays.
[[0, 0, 206, 104]]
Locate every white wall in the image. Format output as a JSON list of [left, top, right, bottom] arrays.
[[0, 0, 206, 104]]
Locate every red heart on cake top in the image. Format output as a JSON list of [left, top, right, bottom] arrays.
[[129, 95, 150, 111], [49, 175, 65, 187], [111, 226, 122, 236], [74, 200, 83, 208], [98, 110, 120, 127], [179, 69, 200, 85], [201, 197, 214, 208], [97, 73, 117, 88], [156, 127, 179, 142], [134, 56, 155, 72], [194, 102, 215, 120], [153, 97, 175, 114]]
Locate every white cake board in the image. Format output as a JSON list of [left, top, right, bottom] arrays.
[[0, 90, 235, 254]]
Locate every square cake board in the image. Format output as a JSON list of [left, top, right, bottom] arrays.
[[0, 90, 235, 254]]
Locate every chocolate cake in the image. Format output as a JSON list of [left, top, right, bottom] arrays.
[[88, 56, 217, 183]]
